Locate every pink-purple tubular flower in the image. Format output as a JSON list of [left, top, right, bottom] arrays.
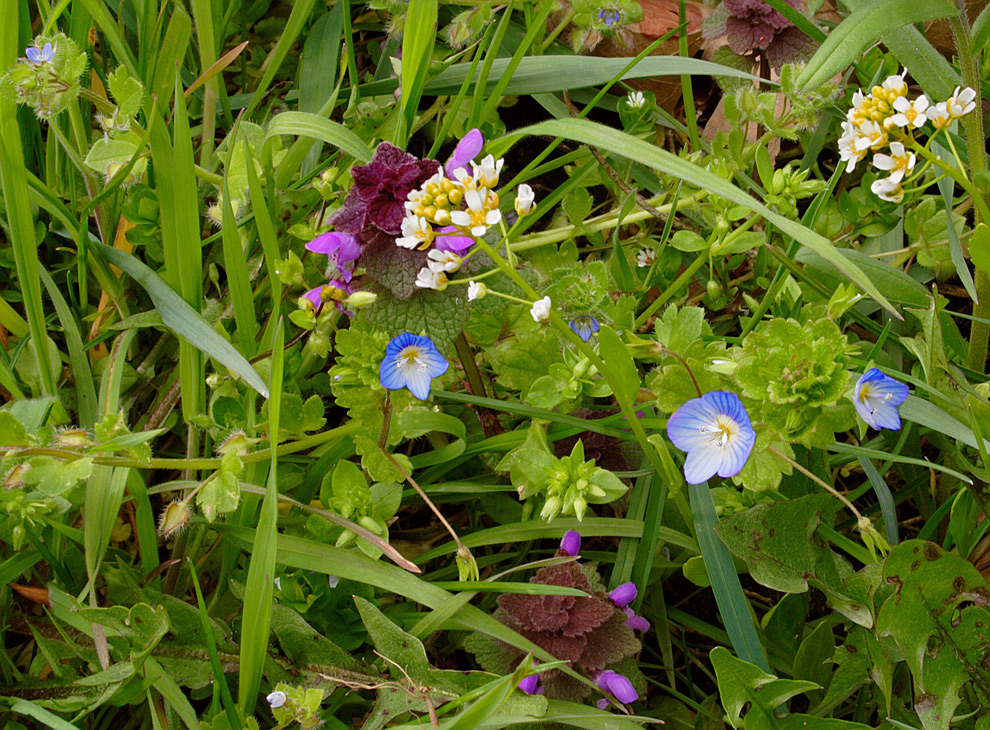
[[608, 582, 650, 632], [595, 670, 638, 709], [445, 128, 484, 177], [560, 530, 581, 557]]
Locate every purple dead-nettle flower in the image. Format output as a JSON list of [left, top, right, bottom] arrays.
[[331, 142, 440, 241], [608, 582, 637, 607], [560, 530, 581, 557], [518, 674, 541, 694], [595, 670, 638, 709], [433, 225, 475, 253], [301, 279, 353, 315], [445, 128, 484, 177], [708, 0, 814, 69], [305, 231, 361, 282]]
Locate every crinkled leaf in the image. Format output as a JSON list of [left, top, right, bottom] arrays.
[[360, 286, 468, 356], [877, 540, 990, 730]]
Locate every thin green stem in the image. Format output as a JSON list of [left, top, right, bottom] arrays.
[[948, 5, 990, 372]]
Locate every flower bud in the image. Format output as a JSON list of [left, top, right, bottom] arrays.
[[158, 500, 191, 537], [345, 291, 377, 308], [560, 530, 581, 556]]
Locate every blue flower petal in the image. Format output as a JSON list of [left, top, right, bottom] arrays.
[[378, 332, 448, 400], [854, 369, 909, 431], [668, 391, 755, 484], [25, 47, 40, 64]]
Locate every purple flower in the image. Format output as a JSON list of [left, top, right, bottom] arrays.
[[331, 143, 440, 239], [302, 279, 353, 315], [305, 232, 361, 282], [608, 582, 637, 607], [518, 674, 540, 694], [560, 530, 581, 557], [433, 225, 475, 253], [595, 670, 638, 709], [445, 129, 484, 177], [623, 607, 650, 632]]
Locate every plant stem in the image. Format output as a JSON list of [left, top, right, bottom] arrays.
[[949, 5, 990, 372]]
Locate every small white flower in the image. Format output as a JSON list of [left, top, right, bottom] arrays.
[[415, 267, 449, 291], [267, 691, 287, 709], [872, 141, 915, 184], [470, 155, 504, 189], [855, 120, 887, 151], [427, 248, 462, 273], [530, 296, 551, 323], [468, 281, 487, 301], [450, 188, 501, 236], [871, 177, 905, 203], [838, 122, 868, 173], [881, 71, 907, 98], [636, 248, 655, 268], [891, 95, 929, 129], [947, 86, 977, 118], [626, 91, 646, 109], [274, 577, 282, 590], [397, 215, 433, 249], [928, 101, 951, 130], [328, 574, 340, 588], [515, 184, 535, 216]]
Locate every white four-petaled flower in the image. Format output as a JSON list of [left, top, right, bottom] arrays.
[[854, 368, 909, 430], [379, 332, 449, 400], [871, 177, 904, 203], [530, 296, 551, 323], [872, 141, 915, 184], [427, 248, 462, 273], [397, 215, 434, 249], [515, 184, 535, 216], [467, 281, 487, 301], [891, 95, 929, 129], [666, 391, 756, 485], [450, 188, 501, 237], [947, 86, 977, 119], [415, 267, 449, 290], [267, 691, 287, 709]]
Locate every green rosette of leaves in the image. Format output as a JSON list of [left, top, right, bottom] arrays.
[[733, 317, 856, 447]]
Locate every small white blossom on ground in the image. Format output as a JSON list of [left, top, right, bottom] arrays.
[[530, 296, 551, 323], [515, 183, 535, 216], [626, 91, 646, 108], [468, 281, 487, 301], [636, 248, 655, 268]]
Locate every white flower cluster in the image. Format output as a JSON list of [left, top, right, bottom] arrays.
[[838, 71, 977, 203], [399, 155, 505, 251]]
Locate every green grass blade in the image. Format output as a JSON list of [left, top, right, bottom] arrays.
[[222, 153, 259, 356], [238, 318, 283, 714], [0, 6, 56, 397], [828, 441, 973, 483], [9, 699, 83, 730], [78, 0, 139, 77], [857, 457, 899, 546], [243, 0, 317, 117], [152, 6, 192, 104], [504, 118, 901, 318], [39, 266, 98, 427], [397, 0, 438, 145], [688, 481, 769, 672], [267, 111, 373, 164], [244, 140, 282, 323], [145, 657, 202, 730], [93, 242, 269, 397], [299, 6, 343, 175], [188, 559, 242, 730], [796, 0, 957, 91]]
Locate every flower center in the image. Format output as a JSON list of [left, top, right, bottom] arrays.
[[398, 346, 426, 370], [701, 417, 736, 448]]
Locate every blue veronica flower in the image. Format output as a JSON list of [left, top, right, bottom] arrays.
[[379, 332, 448, 400], [569, 315, 600, 342], [598, 9, 622, 27], [854, 368, 909, 430], [666, 391, 756, 485], [25, 42, 54, 65]]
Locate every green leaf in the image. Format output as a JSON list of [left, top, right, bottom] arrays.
[[597, 325, 639, 398], [266, 112, 372, 163], [970, 223, 990, 277], [504, 119, 900, 316], [486, 328, 564, 393], [106, 66, 144, 119], [795, 0, 958, 91], [361, 287, 469, 356], [877, 540, 990, 730], [655, 304, 706, 354], [93, 242, 269, 398], [715, 494, 874, 627], [711, 647, 820, 730], [0, 411, 30, 446]]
